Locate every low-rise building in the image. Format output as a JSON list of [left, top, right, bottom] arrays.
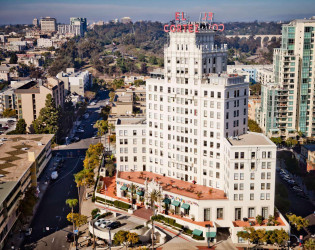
[[14, 78, 64, 130], [300, 144, 315, 172], [56, 68, 92, 96], [0, 64, 20, 81], [248, 96, 261, 121], [227, 65, 273, 83], [0, 134, 53, 249], [17, 54, 43, 67]]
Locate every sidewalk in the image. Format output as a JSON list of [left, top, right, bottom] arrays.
[[4, 157, 56, 250]]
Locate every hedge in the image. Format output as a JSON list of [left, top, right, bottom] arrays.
[[96, 196, 114, 205], [99, 212, 113, 218], [114, 200, 131, 210], [183, 228, 193, 235], [174, 223, 184, 229], [192, 235, 205, 240]]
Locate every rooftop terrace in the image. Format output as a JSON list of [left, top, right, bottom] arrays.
[[117, 171, 226, 200]]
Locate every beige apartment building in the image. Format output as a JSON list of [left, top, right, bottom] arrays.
[[14, 78, 64, 130], [0, 134, 53, 249]]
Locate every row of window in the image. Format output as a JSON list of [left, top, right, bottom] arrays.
[[118, 129, 146, 136], [235, 151, 273, 159], [234, 193, 271, 201], [234, 182, 271, 190], [234, 172, 272, 180], [119, 147, 146, 154]]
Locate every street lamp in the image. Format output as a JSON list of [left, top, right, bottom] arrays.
[[205, 224, 211, 248]]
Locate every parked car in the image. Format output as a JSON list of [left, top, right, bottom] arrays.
[[25, 228, 32, 236], [293, 186, 303, 192], [106, 221, 121, 230], [66, 232, 74, 242]]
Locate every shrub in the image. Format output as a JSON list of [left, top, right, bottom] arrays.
[[95, 196, 114, 205], [192, 235, 205, 240], [134, 225, 144, 230], [183, 228, 193, 235], [168, 218, 176, 225], [174, 223, 184, 229], [91, 208, 100, 218], [114, 200, 131, 210], [99, 212, 113, 218]]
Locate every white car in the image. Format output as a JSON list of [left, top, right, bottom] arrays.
[[99, 220, 112, 228]]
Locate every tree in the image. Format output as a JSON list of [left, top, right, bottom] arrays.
[[304, 238, 315, 250], [66, 199, 78, 233], [91, 208, 100, 218], [15, 118, 27, 134], [270, 137, 282, 145], [113, 230, 128, 247], [18, 187, 38, 223], [109, 91, 116, 102], [66, 213, 88, 228], [134, 79, 145, 86], [95, 120, 108, 143], [139, 63, 148, 75], [287, 213, 309, 231], [32, 94, 60, 135], [285, 138, 298, 147], [9, 53, 18, 64], [256, 214, 263, 225], [85, 91, 96, 102], [248, 119, 262, 133], [2, 108, 16, 118], [149, 189, 162, 250], [127, 232, 139, 247]]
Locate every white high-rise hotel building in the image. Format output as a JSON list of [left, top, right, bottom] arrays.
[[113, 17, 289, 242]]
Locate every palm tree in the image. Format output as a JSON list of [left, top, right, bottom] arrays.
[[74, 172, 84, 213], [66, 199, 78, 245], [108, 123, 115, 152], [149, 189, 162, 250], [129, 183, 136, 205]]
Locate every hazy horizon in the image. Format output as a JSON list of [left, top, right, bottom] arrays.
[[0, 0, 314, 25]]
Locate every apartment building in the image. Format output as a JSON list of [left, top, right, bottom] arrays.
[[112, 27, 289, 242], [256, 68, 274, 84], [56, 68, 92, 96], [116, 118, 147, 172], [57, 25, 84, 37], [0, 134, 53, 249], [14, 78, 64, 130], [260, 17, 315, 138], [40, 17, 57, 32]]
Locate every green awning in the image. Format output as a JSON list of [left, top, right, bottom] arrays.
[[206, 232, 216, 238], [171, 200, 180, 207], [192, 229, 203, 236], [136, 191, 144, 196], [120, 186, 127, 191], [181, 203, 190, 210], [163, 198, 171, 204]]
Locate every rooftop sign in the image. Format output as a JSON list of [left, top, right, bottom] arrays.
[[164, 12, 224, 33]]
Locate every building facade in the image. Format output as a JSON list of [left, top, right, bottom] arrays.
[[116, 118, 147, 172], [14, 78, 64, 130], [56, 68, 92, 96], [0, 134, 53, 249], [40, 17, 57, 32], [109, 26, 289, 242], [267, 18, 315, 138]]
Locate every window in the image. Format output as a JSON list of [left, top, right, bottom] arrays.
[[240, 173, 244, 180], [234, 184, 238, 190], [248, 208, 255, 218], [266, 193, 270, 200], [240, 152, 244, 159], [251, 162, 255, 170], [204, 208, 211, 221], [260, 193, 265, 200], [261, 173, 266, 179], [235, 152, 239, 159], [234, 173, 239, 180], [261, 183, 265, 190], [262, 207, 268, 218], [250, 193, 254, 200], [250, 173, 255, 180], [267, 172, 271, 179], [251, 152, 255, 158], [250, 183, 254, 190], [234, 194, 238, 201], [217, 208, 223, 219], [235, 208, 241, 220]]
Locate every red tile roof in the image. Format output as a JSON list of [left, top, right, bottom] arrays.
[[117, 171, 227, 200]]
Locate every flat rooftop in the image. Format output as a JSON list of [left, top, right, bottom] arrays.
[[0, 134, 54, 182], [227, 132, 274, 146], [117, 171, 227, 200], [116, 118, 146, 125]]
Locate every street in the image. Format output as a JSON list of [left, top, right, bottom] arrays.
[[21, 90, 109, 250]]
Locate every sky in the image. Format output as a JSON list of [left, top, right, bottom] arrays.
[[0, 0, 315, 25]]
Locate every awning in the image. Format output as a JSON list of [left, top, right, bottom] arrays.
[[162, 198, 171, 204], [120, 186, 127, 191], [192, 229, 203, 236], [181, 203, 190, 210], [206, 232, 216, 238], [171, 200, 180, 207], [136, 191, 144, 196]]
